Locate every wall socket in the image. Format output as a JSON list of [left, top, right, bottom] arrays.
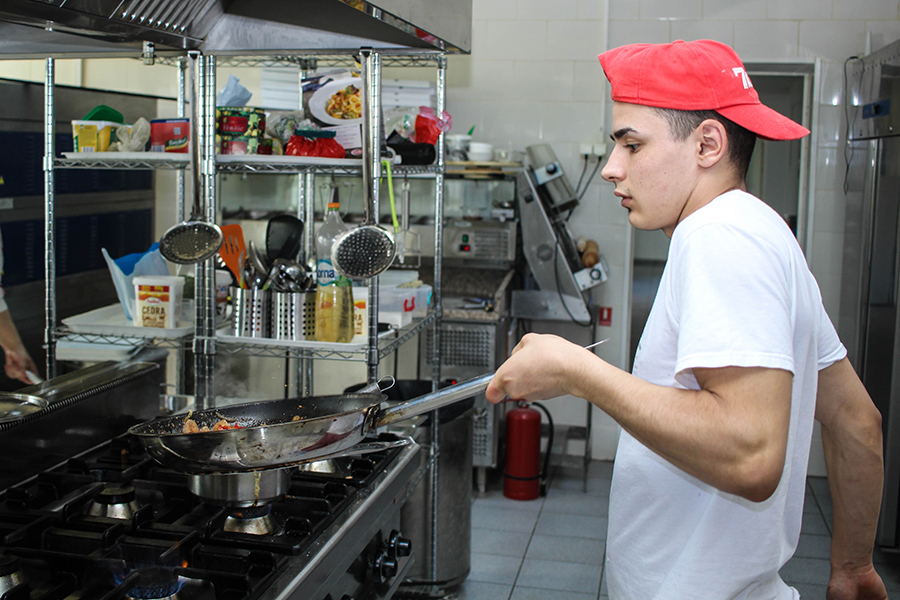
[[580, 143, 608, 157]]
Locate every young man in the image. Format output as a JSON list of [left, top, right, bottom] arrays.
[[486, 40, 887, 599]]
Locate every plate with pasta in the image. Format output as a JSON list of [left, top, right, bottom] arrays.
[[309, 77, 364, 125]]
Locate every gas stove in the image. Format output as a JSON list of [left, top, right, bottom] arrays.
[[0, 431, 421, 600]]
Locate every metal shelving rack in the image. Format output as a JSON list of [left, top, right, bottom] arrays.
[[43, 47, 448, 403], [204, 48, 448, 399]]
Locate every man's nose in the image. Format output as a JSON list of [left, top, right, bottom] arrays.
[[601, 148, 621, 182]]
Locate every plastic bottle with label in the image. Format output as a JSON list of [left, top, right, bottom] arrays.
[[315, 201, 354, 343]]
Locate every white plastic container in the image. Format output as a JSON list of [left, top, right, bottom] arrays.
[[133, 276, 184, 328]]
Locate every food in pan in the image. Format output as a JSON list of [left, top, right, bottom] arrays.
[[182, 418, 242, 433], [325, 85, 362, 120]]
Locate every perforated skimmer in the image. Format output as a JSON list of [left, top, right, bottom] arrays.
[[331, 49, 396, 279]]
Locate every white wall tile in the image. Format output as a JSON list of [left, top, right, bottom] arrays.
[[573, 60, 607, 103], [541, 102, 602, 141], [578, 0, 605, 21], [482, 20, 548, 60], [519, 0, 579, 19], [481, 99, 544, 141], [810, 189, 848, 234], [734, 20, 799, 59], [815, 146, 839, 191], [468, 59, 518, 100], [767, 0, 832, 20], [609, 0, 638, 20], [809, 231, 845, 320], [703, 0, 766, 21], [546, 20, 606, 61], [799, 20, 867, 61], [513, 61, 575, 102], [669, 19, 734, 45], [834, 0, 898, 21], [816, 103, 842, 150], [641, 0, 703, 20], [607, 19, 672, 48], [817, 60, 846, 108], [473, 0, 519, 20]]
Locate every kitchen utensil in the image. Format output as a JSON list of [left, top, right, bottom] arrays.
[[331, 51, 396, 280], [585, 337, 610, 350], [262, 258, 305, 291], [0, 393, 48, 423], [128, 372, 492, 473], [219, 224, 246, 288], [381, 159, 403, 261], [24, 371, 43, 384], [248, 240, 269, 281], [265, 214, 303, 264], [159, 53, 223, 264]]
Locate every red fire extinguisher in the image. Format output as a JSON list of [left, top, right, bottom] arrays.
[[504, 401, 553, 500]]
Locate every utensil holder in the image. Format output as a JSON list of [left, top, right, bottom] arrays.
[[232, 287, 270, 338], [272, 291, 316, 340]]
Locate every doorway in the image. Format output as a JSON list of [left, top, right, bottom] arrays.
[[628, 66, 814, 368]]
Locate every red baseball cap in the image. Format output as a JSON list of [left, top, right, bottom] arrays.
[[598, 40, 809, 141]]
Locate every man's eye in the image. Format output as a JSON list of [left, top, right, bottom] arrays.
[[625, 143, 638, 152]]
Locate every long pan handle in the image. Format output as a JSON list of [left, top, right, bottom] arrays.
[[375, 373, 493, 428]]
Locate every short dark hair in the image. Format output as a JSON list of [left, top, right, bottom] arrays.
[[651, 108, 756, 180]]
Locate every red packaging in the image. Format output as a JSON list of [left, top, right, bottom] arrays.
[[150, 119, 189, 153], [285, 135, 344, 158]]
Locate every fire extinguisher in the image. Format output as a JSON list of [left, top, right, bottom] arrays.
[[503, 401, 554, 500]]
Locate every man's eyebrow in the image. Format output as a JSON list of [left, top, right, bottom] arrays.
[[611, 127, 636, 141]]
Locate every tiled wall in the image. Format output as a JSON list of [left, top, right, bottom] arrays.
[[446, 0, 900, 465]]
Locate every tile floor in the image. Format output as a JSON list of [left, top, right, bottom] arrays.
[[451, 460, 900, 600]]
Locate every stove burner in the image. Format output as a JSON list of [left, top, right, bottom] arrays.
[[0, 556, 26, 595], [87, 484, 140, 519], [126, 567, 182, 600], [223, 505, 282, 536]]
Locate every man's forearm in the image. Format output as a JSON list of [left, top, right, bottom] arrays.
[[822, 416, 883, 569]]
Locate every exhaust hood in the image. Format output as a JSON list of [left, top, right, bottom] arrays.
[[0, 0, 471, 58]]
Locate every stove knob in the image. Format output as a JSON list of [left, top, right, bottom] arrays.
[[374, 553, 398, 582], [388, 530, 412, 558]]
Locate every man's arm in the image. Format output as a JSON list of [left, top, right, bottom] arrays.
[[486, 333, 792, 501], [815, 357, 887, 600]]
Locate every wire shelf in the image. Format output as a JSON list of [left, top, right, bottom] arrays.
[[215, 312, 437, 359], [55, 329, 189, 350]]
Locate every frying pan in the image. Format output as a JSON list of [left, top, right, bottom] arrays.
[[128, 373, 492, 473]]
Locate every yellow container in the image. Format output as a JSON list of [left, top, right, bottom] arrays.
[[72, 120, 120, 152]]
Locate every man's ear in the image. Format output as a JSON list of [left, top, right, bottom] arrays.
[[696, 119, 728, 169]]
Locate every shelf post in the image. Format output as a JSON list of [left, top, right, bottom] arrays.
[[43, 57, 57, 378], [427, 52, 449, 585], [191, 51, 218, 407]]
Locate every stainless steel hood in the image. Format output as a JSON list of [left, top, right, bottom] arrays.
[[0, 0, 471, 58]]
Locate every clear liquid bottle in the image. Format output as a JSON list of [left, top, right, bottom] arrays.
[[315, 200, 354, 342]]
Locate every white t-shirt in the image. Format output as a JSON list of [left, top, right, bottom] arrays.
[[606, 190, 845, 600]]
